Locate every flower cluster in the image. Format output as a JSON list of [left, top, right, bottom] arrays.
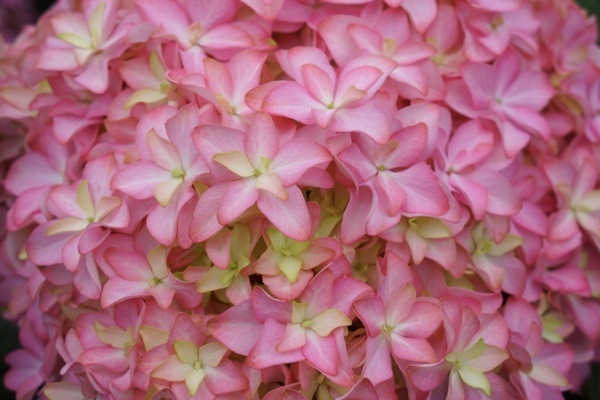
[[1, 0, 600, 399]]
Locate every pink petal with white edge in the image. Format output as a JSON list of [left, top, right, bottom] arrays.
[[258, 185, 311, 242]]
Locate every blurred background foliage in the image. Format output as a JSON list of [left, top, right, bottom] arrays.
[[0, 0, 599, 399]]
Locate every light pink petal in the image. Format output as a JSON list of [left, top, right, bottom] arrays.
[[406, 360, 450, 391], [401, 0, 437, 32], [106, 248, 151, 281], [247, 319, 304, 369], [338, 379, 379, 400], [135, 0, 191, 44], [203, 360, 248, 394], [500, 120, 531, 158], [147, 189, 188, 246], [383, 283, 416, 327], [263, 270, 313, 302], [340, 188, 370, 244], [469, 169, 522, 216], [208, 299, 262, 356], [276, 323, 307, 352], [147, 130, 181, 171], [354, 296, 385, 337], [229, 50, 268, 101], [547, 210, 578, 242], [251, 287, 293, 323], [263, 82, 323, 124], [4, 153, 62, 195], [194, 125, 245, 175], [276, 47, 336, 85], [101, 277, 150, 308], [165, 104, 201, 169], [302, 64, 335, 105], [240, 0, 284, 20], [330, 101, 391, 143], [390, 335, 437, 363], [152, 354, 191, 382], [148, 285, 176, 309], [200, 24, 253, 50], [392, 163, 449, 216], [78, 226, 110, 254], [347, 23, 382, 55], [258, 185, 311, 242], [112, 160, 171, 200], [217, 179, 259, 225], [270, 140, 332, 186], [302, 331, 339, 376], [384, 123, 428, 168], [397, 299, 442, 337], [337, 143, 378, 184], [189, 184, 228, 242], [375, 172, 406, 216], [48, 185, 87, 219], [74, 56, 110, 94], [245, 112, 279, 164], [362, 335, 393, 386], [462, 345, 509, 372], [450, 174, 488, 220], [335, 66, 382, 104], [26, 224, 73, 266], [203, 57, 233, 102]]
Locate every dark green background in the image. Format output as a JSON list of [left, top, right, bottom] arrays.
[[0, 0, 599, 399]]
